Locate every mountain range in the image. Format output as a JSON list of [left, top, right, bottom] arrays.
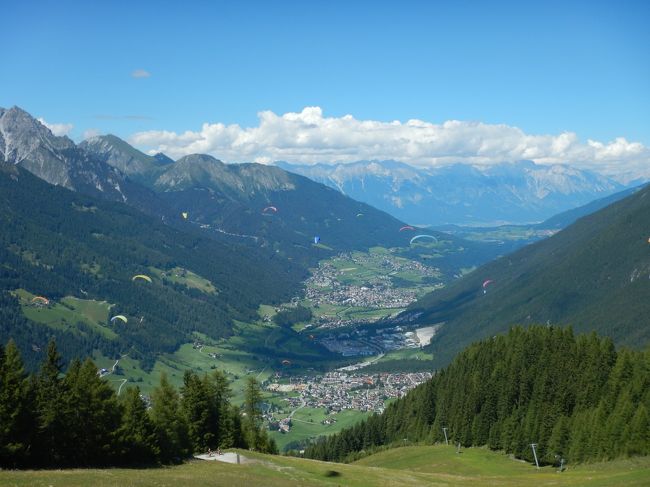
[[0, 105, 501, 369], [277, 160, 627, 226], [1, 107, 407, 264], [4, 104, 647, 374]]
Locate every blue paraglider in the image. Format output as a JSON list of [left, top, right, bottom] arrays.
[[314, 236, 321, 244]]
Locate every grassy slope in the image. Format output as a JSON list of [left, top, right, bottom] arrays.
[[1, 446, 648, 487], [270, 408, 372, 451], [14, 290, 116, 340]]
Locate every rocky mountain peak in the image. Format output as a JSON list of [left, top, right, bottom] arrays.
[[0, 106, 130, 199]]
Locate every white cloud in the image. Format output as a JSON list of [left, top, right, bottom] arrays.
[[37, 117, 73, 137], [83, 128, 102, 139], [129, 107, 650, 181], [131, 69, 151, 78]]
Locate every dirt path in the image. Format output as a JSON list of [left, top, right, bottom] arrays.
[[194, 452, 249, 464]]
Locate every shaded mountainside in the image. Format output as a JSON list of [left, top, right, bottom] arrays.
[[0, 166, 304, 370], [1, 107, 418, 268], [83, 135, 500, 272], [306, 326, 650, 465], [404, 183, 650, 367], [153, 154, 421, 261], [535, 185, 641, 230], [2, 106, 507, 278], [278, 160, 625, 226]]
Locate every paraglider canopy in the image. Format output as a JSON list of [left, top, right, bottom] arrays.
[[399, 225, 415, 232], [262, 206, 278, 213], [482, 279, 494, 294], [132, 274, 152, 283], [410, 234, 438, 245], [314, 236, 321, 244], [356, 213, 364, 217], [31, 296, 50, 305], [181, 212, 189, 220], [110, 315, 128, 324], [281, 359, 291, 366]]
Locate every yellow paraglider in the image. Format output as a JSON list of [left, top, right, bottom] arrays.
[[110, 315, 128, 324], [132, 274, 152, 283], [31, 296, 50, 306]]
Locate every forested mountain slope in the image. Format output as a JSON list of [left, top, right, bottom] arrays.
[[0, 166, 303, 369], [307, 326, 650, 465], [404, 183, 650, 366], [83, 134, 501, 273]]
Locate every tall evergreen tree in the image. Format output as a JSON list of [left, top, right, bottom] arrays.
[[0, 340, 34, 467], [34, 339, 68, 467], [63, 358, 122, 466], [181, 370, 214, 452], [242, 376, 275, 452], [117, 386, 158, 464], [150, 372, 190, 462]]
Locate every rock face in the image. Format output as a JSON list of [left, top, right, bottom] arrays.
[[154, 154, 295, 196], [0, 106, 129, 200], [278, 159, 625, 226], [79, 134, 165, 181]]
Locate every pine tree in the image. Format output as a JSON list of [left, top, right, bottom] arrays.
[[181, 370, 214, 451], [150, 372, 190, 463], [208, 370, 233, 448], [545, 415, 571, 463], [243, 376, 265, 451], [0, 340, 34, 467], [34, 339, 68, 467], [623, 404, 649, 457], [117, 386, 158, 464], [63, 358, 122, 466]]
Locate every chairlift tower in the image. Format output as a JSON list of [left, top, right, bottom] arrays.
[[530, 443, 540, 469]]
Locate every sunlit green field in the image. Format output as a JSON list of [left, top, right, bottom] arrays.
[[14, 289, 116, 339], [269, 407, 371, 451], [148, 266, 217, 294], [1, 446, 647, 487]]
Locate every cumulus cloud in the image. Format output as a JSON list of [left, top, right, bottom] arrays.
[[129, 107, 650, 181], [37, 117, 73, 137], [131, 69, 151, 78]]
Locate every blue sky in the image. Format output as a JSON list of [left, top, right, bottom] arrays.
[[2, 0, 649, 175]]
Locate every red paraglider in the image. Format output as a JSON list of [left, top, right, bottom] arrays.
[[482, 279, 494, 294], [399, 225, 415, 232]]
